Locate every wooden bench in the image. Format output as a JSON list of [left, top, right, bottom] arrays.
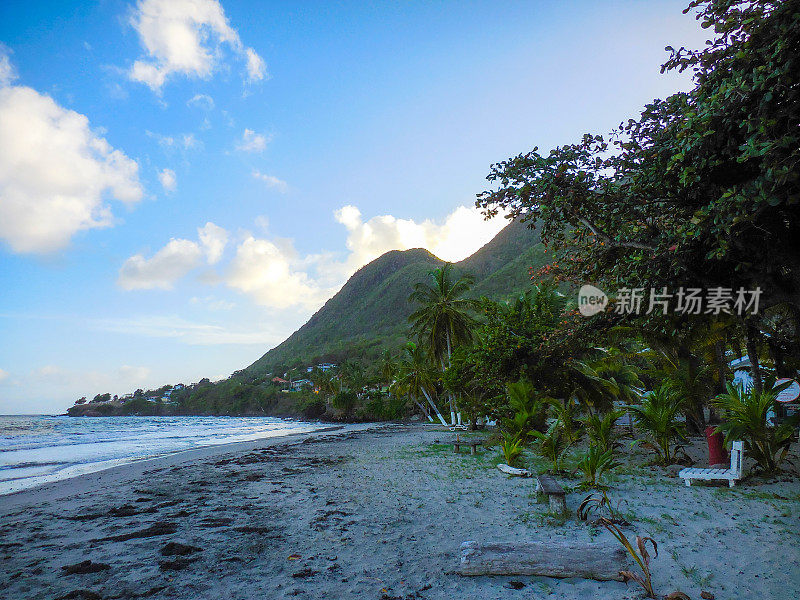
[[535, 474, 567, 514], [679, 440, 743, 488], [452, 438, 484, 454]]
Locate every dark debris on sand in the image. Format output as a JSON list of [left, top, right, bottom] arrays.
[[95, 521, 177, 542], [61, 560, 111, 575]]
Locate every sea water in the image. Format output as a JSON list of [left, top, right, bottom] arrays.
[[0, 415, 323, 495]]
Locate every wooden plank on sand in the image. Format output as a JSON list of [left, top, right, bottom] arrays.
[[458, 540, 627, 581]]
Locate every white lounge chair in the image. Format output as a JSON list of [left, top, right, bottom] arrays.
[[679, 441, 743, 488]]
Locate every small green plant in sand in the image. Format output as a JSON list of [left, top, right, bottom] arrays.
[[575, 444, 621, 489], [582, 409, 625, 453], [627, 384, 686, 465], [531, 420, 571, 474], [599, 518, 690, 600], [499, 431, 524, 466]]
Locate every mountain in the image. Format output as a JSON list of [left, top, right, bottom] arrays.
[[243, 219, 545, 376]]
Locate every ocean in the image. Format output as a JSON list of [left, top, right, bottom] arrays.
[[0, 415, 324, 495]]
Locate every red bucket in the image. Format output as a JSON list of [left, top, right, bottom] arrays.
[[705, 426, 727, 467]]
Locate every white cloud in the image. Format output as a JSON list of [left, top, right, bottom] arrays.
[[94, 315, 280, 345], [128, 0, 267, 92], [245, 48, 266, 81], [158, 168, 176, 192], [119, 205, 508, 312], [220, 204, 504, 310], [0, 47, 16, 86], [251, 170, 287, 192], [198, 222, 228, 264], [335, 204, 507, 269], [237, 129, 269, 152], [148, 131, 200, 151], [226, 236, 329, 310], [0, 367, 8, 382], [118, 238, 203, 290], [187, 93, 214, 110], [118, 222, 228, 289], [0, 58, 143, 254]]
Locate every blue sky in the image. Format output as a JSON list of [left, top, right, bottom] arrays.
[[0, 0, 707, 414]]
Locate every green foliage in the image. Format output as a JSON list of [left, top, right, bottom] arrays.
[[548, 398, 583, 446], [712, 381, 796, 473], [501, 378, 548, 442], [576, 444, 621, 490], [571, 351, 642, 415], [392, 342, 444, 424], [499, 431, 524, 467], [627, 385, 686, 465], [530, 420, 571, 474], [472, 283, 576, 393], [332, 391, 358, 418], [443, 347, 495, 428], [477, 0, 800, 315], [582, 409, 625, 454], [297, 394, 326, 419], [408, 263, 479, 366]]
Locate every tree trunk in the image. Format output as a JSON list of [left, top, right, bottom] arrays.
[[768, 339, 790, 377], [421, 387, 448, 426], [745, 319, 763, 395], [411, 396, 433, 422], [445, 330, 457, 425]]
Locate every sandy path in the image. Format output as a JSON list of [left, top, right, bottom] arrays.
[[0, 424, 798, 600]]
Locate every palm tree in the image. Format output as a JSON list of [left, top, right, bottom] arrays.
[[393, 342, 447, 425], [339, 360, 366, 394], [409, 263, 478, 425], [570, 354, 642, 416], [379, 349, 397, 390]]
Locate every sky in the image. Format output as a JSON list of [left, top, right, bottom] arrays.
[[0, 0, 708, 414]]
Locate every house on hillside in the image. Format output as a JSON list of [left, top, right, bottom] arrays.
[[317, 363, 336, 372], [290, 379, 313, 391]]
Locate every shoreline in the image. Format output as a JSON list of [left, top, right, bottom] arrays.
[[0, 422, 377, 509]]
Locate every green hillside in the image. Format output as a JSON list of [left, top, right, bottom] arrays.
[[244, 219, 544, 376]]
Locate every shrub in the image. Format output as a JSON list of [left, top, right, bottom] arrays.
[[576, 444, 620, 489], [499, 431, 524, 467], [582, 409, 625, 454], [627, 385, 685, 464], [332, 391, 358, 418], [530, 420, 571, 474], [502, 378, 549, 442], [712, 382, 797, 473]]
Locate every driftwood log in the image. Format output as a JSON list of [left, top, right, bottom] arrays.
[[496, 463, 532, 477], [458, 540, 627, 581]]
